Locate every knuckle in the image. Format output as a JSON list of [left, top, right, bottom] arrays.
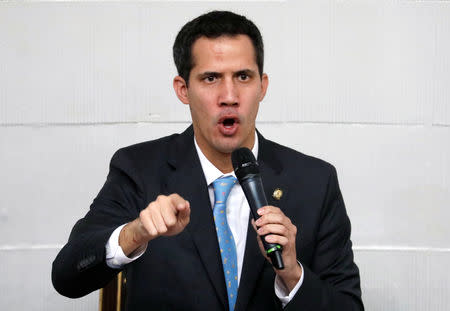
[[148, 201, 157, 210], [147, 226, 157, 237], [170, 193, 180, 200], [140, 209, 151, 220], [156, 195, 165, 202], [158, 225, 168, 234], [166, 217, 177, 227]]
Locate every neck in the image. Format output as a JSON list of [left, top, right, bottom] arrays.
[[194, 134, 256, 174], [211, 153, 234, 174], [198, 147, 234, 174]]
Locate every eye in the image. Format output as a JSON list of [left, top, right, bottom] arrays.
[[238, 73, 249, 81], [204, 75, 216, 83]]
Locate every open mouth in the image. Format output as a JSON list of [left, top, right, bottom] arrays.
[[222, 118, 236, 127], [218, 116, 239, 135]]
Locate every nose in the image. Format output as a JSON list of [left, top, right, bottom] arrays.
[[219, 77, 238, 106]]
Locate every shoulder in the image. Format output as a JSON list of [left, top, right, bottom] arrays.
[[117, 133, 178, 157], [262, 137, 336, 177], [109, 132, 183, 172]]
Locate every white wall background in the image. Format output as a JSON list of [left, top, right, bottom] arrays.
[[1, 0, 449, 310]]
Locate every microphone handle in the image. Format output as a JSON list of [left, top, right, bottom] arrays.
[[240, 177, 284, 270]]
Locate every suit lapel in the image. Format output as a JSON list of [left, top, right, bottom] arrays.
[[235, 131, 285, 311], [257, 131, 286, 212], [163, 126, 228, 311]]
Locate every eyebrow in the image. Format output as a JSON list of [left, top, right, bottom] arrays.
[[234, 69, 256, 77], [197, 71, 221, 79], [196, 69, 257, 79]]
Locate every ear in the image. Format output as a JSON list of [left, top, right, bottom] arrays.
[[173, 76, 189, 105], [259, 73, 269, 102]]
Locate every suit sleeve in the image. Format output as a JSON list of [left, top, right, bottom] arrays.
[[52, 148, 145, 298], [284, 166, 364, 311]]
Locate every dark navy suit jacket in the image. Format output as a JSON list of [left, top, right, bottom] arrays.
[[52, 125, 364, 311]]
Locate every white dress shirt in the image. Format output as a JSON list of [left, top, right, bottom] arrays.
[[105, 133, 303, 307]]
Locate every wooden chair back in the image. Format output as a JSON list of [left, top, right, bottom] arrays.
[[99, 272, 126, 311]]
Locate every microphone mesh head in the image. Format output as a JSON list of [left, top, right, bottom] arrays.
[[231, 147, 259, 181]]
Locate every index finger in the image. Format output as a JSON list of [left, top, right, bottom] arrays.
[[257, 205, 281, 216], [168, 193, 189, 210]]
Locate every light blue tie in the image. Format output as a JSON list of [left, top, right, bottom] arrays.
[[212, 176, 238, 311]]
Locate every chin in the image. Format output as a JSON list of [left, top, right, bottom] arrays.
[[214, 139, 244, 155]]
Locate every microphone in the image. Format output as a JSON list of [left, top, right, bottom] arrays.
[[231, 147, 284, 270]]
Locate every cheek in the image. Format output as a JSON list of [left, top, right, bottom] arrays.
[[189, 90, 215, 114], [188, 95, 217, 126], [243, 95, 260, 118]]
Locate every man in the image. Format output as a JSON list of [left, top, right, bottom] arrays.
[[52, 11, 363, 311]]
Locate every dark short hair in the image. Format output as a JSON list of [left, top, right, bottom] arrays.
[[173, 11, 264, 85]]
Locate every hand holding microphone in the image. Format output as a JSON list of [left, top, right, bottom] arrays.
[[232, 147, 303, 290], [232, 147, 285, 269]]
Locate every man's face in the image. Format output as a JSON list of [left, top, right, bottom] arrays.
[[174, 35, 268, 161]]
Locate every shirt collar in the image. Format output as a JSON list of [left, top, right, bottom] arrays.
[[194, 132, 259, 187]]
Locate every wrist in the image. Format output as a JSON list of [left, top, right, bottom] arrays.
[[277, 262, 302, 292], [119, 219, 151, 256], [133, 218, 152, 245]]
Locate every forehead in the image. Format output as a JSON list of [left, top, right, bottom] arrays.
[[190, 35, 257, 71]]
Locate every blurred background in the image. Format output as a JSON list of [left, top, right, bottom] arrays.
[[0, 0, 449, 310]]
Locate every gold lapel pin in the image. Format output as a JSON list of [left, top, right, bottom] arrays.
[[272, 188, 283, 200]]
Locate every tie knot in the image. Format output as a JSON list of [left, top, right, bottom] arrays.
[[212, 176, 237, 204]]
